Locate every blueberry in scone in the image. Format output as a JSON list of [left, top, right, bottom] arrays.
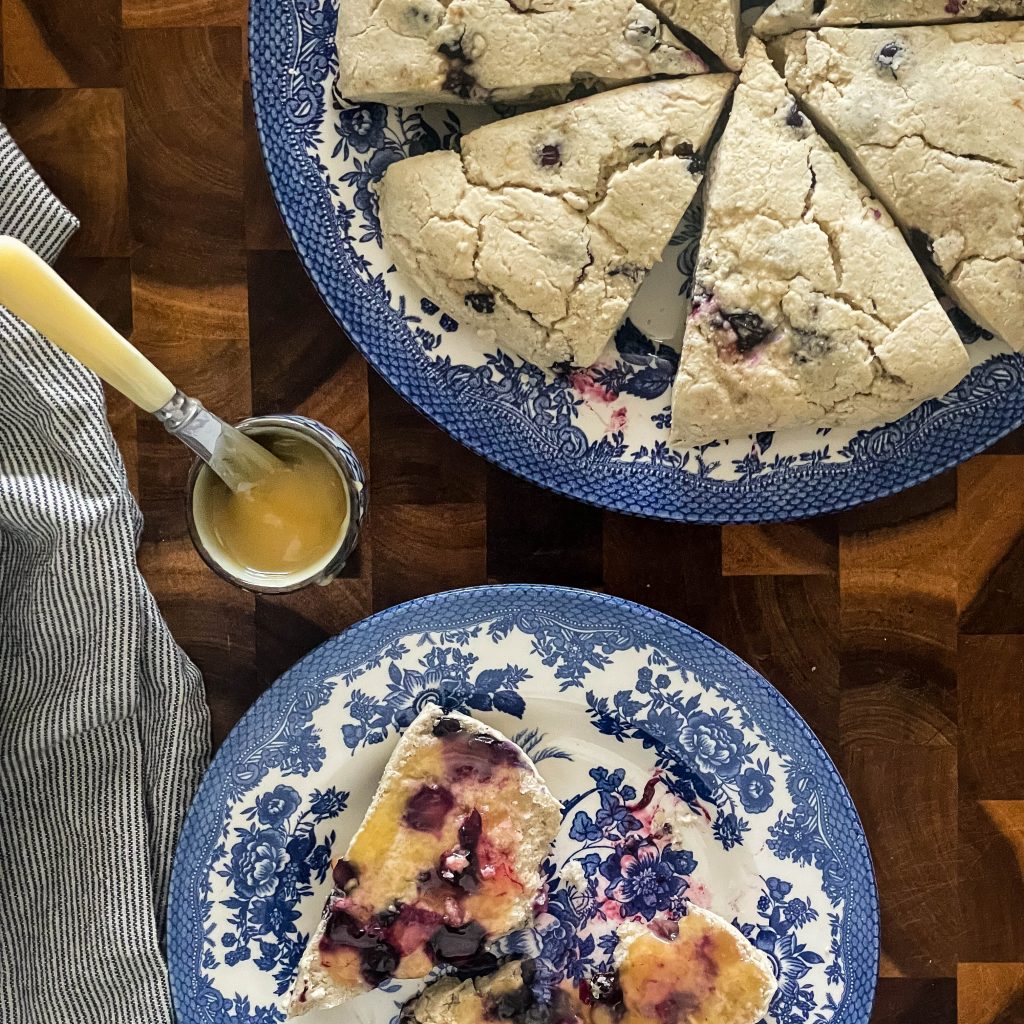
[[668, 39, 970, 449], [337, 0, 708, 106], [779, 23, 1024, 352], [288, 706, 560, 1017], [755, 0, 1024, 39], [379, 77, 734, 370]]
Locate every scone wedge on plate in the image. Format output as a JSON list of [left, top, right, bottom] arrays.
[[645, 0, 743, 70], [779, 23, 1024, 351], [380, 76, 734, 370], [338, 0, 707, 106], [754, 0, 1023, 39], [399, 906, 777, 1024], [288, 706, 560, 1017], [669, 40, 969, 449]]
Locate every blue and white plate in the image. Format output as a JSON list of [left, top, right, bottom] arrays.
[[169, 585, 878, 1023], [249, 0, 1024, 522]]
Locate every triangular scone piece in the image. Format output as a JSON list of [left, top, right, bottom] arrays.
[[669, 40, 969, 449], [598, 909, 778, 1024], [339, 0, 707, 106], [288, 707, 560, 1017], [780, 24, 1024, 352], [380, 77, 734, 370], [755, 0, 1022, 39], [644, 0, 743, 70]]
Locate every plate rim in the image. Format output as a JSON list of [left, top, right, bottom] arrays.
[[248, 0, 1024, 524], [168, 582, 880, 1023]]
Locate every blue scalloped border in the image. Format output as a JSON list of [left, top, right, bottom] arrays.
[[168, 584, 879, 1023], [249, 0, 1023, 523]]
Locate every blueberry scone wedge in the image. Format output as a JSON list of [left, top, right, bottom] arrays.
[[755, 0, 1023, 40], [669, 40, 969, 449], [400, 908, 777, 1024], [338, 0, 707, 106], [779, 24, 1024, 352], [380, 77, 734, 370], [288, 707, 560, 1017]]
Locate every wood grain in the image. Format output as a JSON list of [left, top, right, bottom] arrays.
[[2, 0, 1022, 1011]]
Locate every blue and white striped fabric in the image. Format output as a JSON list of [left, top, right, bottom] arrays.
[[0, 124, 210, 1023]]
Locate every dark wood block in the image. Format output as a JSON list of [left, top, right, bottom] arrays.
[[710, 574, 840, 758], [959, 636, 1024, 800], [247, 249, 348, 413], [2, 0, 122, 87], [487, 465, 602, 587], [601, 515, 720, 636], [369, 374, 485, 507], [959, 457, 1024, 635], [2, 88, 129, 256], [722, 521, 838, 576], [842, 742, 958, 977], [372, 502, 486, 611], [958, 964, 1024, 1024], [959, 800, 1024, 962], [840, 508, 958, 732], [124, 27, 244, 255], [872, 978, 956, 1024]]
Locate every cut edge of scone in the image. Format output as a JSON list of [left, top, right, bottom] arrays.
[[288, 706, 561, 1018], [668, 38, 970, 449], [776, 24, 1024, 353]]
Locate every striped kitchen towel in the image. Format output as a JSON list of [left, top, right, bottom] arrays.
[[0, 125, 210, 1023]]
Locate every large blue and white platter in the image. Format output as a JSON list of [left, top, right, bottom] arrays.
[[249, 0, 1024, 523], [168, 585, 878, 1024]]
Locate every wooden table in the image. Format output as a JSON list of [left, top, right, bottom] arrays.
[[1, 2, 1023, 1020]]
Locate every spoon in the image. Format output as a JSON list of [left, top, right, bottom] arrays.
[[0, 235, 281, 492]]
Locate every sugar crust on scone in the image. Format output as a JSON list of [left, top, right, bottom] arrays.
[[779, 23, 1024, 351]]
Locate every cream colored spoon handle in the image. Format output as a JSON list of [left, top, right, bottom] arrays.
[[0, 235, 176, 413]]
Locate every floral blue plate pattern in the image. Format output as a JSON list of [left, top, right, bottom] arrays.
[[248, 0, 1024, 523], [168, 585, 879, 1024]]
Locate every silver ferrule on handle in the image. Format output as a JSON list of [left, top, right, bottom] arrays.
[[153, 389, 229, 464]]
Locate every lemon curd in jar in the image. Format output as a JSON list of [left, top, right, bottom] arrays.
[[193, 429, 349, 583]]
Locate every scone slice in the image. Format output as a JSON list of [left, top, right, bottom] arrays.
[[669, 39, 969, 449], [288, 707, 561, 1017], [754, 0, 1023, 39], [779, 23, 1024, 352], [339, 0, 707, 106], [380, 76, 734, 371]]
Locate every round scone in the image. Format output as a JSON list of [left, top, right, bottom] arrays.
[[289, 706, 561, 1017]]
